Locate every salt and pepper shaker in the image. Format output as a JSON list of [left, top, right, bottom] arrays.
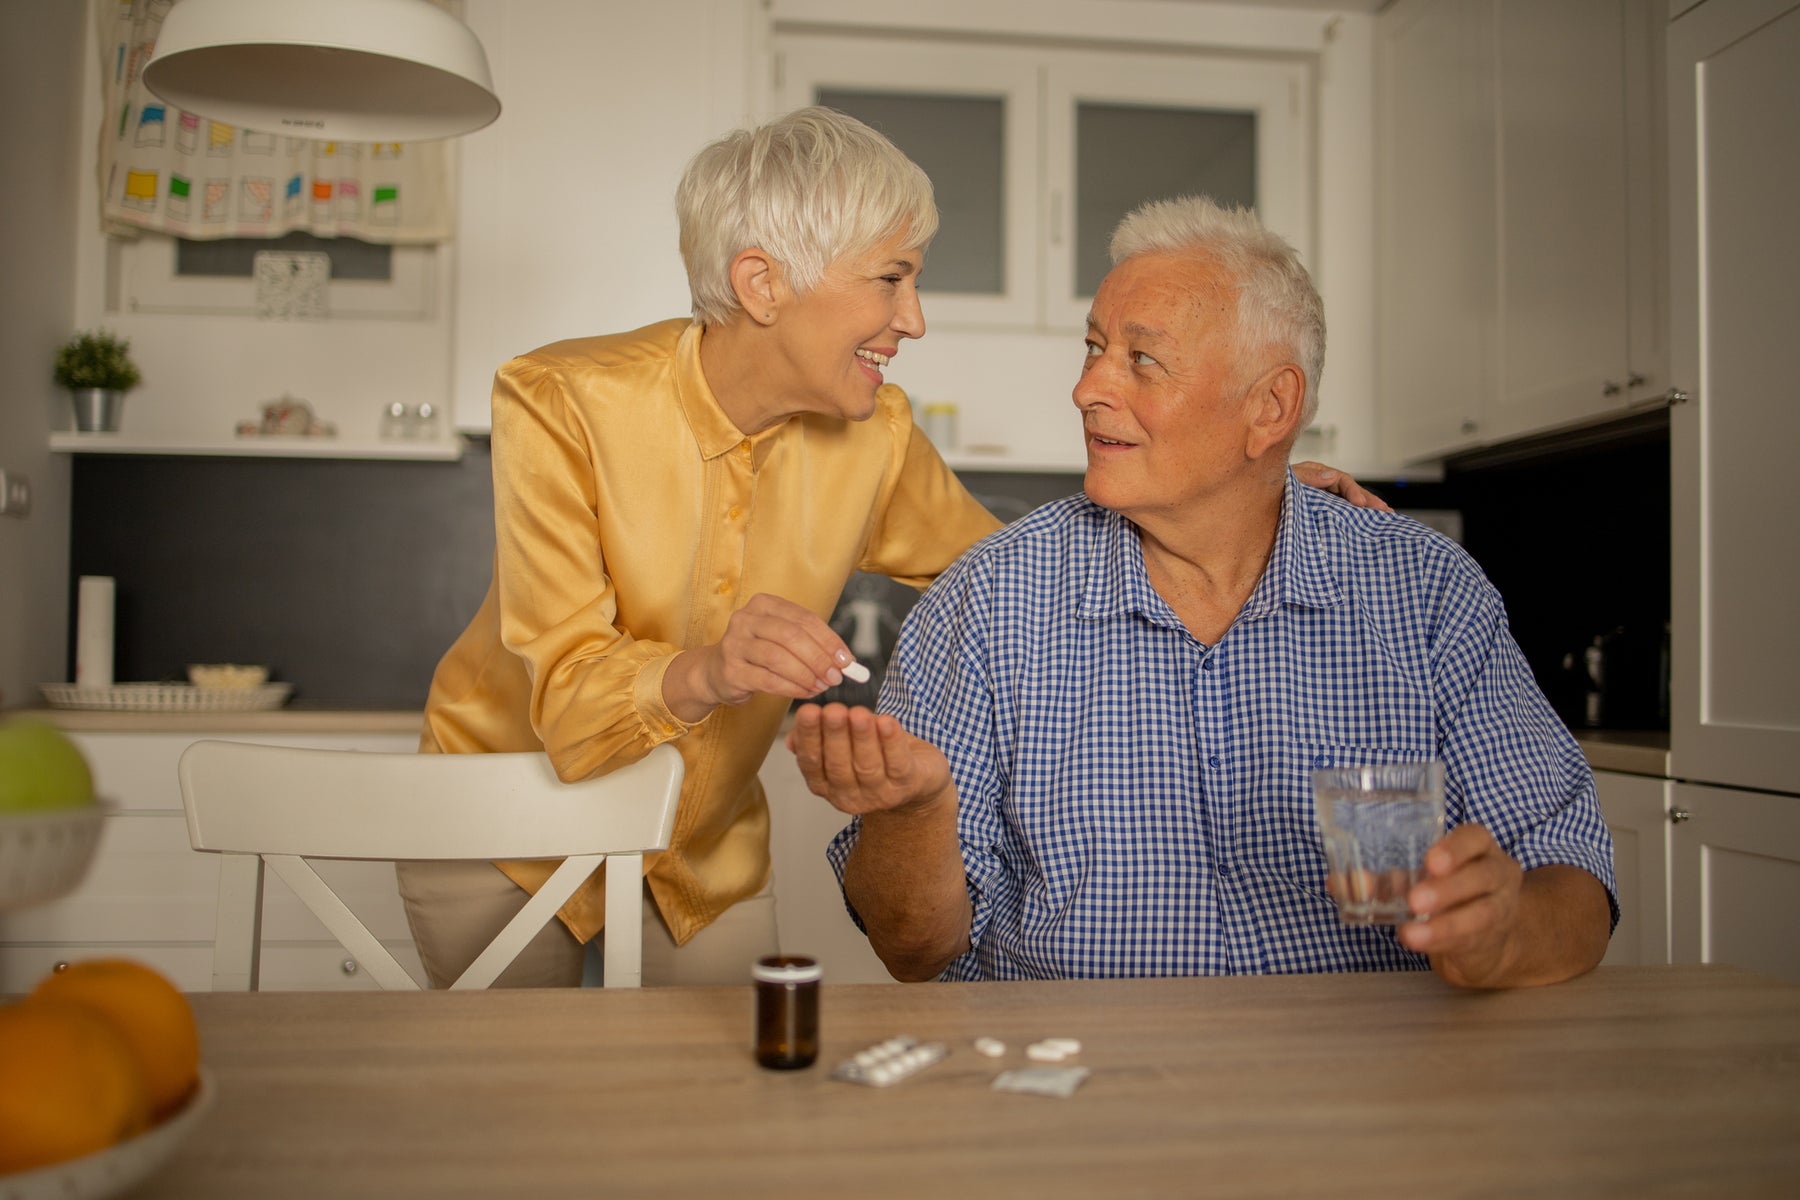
[[753, 955, 821, 1069]]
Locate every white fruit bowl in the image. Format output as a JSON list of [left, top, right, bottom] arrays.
[[0, 1068, 215, 1200], [0, 807, 105, 911]]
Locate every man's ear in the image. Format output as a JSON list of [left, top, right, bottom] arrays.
[[1245, 363, 1308, 460], [729, 248, 781, 325]]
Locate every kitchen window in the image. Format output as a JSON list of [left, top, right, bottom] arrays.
[[109, 232, 437, 319], [775, 32, 1314, 331]]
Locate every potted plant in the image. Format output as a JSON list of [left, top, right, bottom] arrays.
[[53, 329, 142, 433]]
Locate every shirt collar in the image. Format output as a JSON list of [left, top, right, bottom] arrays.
[[1077, 470, 1344, 628], [674, 321, 768, 462], [1241, 470, 1344, 618]]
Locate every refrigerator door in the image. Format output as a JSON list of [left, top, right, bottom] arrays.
[[1668, 0, 1800, 794]]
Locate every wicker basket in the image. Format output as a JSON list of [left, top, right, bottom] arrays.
[[39, 682, 293, 713]]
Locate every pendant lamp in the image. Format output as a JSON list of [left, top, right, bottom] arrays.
[[141, 0, 500, 143]]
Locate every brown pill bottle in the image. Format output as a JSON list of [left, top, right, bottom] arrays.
[[753, 955, 821, 1069]]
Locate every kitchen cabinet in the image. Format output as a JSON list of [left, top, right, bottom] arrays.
[[1377, 0, 1667, 464], [1668, 784, 1800, 985], [450, 0, 1384, 476], [0, 727, 426, 993], [1667, 0, 1800, 797], [1659, 0, 1800, 988], [774, 31, 1312, 333], [1595, 769, 1670, 967]]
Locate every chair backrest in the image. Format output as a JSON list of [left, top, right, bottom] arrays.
[[178, 741, 682, 992]]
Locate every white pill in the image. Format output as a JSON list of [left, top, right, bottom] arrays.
[[853, 1050, 879, 1068], [869, 1063, 899, 1085], [1026, 1042, 1069, 1063], [973, 1037, 1006, 1058], [842, 661, 871, 684], [1040, 1038, 1082, 1056]]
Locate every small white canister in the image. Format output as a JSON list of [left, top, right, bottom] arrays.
[[920, 402, 960, 451]]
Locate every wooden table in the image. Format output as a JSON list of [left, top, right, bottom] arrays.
[[142, 966, 1800, 1198]]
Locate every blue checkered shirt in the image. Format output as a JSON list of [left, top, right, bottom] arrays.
[[827, 473, 1617, 981]]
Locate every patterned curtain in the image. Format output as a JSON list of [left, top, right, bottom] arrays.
[[95, 0, 454, 243]]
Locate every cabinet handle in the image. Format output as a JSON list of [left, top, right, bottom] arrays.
[[1460, 419, 1478, 435], [1669, 806, 1692, 824], [1602, 380, 1623, 396], [52, 960, 70, 973], [341, 959, 359, 976], [1627, 372, 1647, 388], [1664, 388, 1690, 406]]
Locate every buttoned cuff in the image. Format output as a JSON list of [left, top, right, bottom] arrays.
[[633, 652, 705, 744]]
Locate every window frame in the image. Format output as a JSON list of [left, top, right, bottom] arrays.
[[108, 232, 438, 320]]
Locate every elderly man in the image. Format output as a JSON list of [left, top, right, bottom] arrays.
[[788, 196, 1615, 988]]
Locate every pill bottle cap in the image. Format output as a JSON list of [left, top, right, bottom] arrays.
[[752, 955, 822, 984]]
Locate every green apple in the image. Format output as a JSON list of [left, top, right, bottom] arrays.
[[0, 719, 96, 812]]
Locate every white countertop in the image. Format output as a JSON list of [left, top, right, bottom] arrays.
[[12, 707, 1671, 777], [1573, 730, 1671, 778], [14, 708, 423, 735]]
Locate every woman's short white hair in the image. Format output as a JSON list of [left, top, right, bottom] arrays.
[[1109, 196, 1326, 425], [676, 107, 939, 326]]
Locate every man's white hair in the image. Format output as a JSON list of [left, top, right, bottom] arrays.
[[676, 107, 939, 326], [1109, 196, 1325, 425]]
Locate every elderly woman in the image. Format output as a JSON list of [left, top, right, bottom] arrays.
[[399, 107, 1379, 988]]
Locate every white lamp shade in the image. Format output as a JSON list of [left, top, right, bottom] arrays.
[[142, 0, 501, 142]]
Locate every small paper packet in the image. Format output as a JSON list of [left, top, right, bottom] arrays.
[[991, 1065, 1090, 1098]]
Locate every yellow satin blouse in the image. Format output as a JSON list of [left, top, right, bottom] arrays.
[[419, 318, 1002, 945]]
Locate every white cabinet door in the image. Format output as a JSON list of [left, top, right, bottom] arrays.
[[1487, 0, 1633, 442], [1669, 783, 1800, 985], [1596, 771, 1670, 966], [1376, 0, 1494, 463], [1038, 47, 1312, 332], [1377, 0, 1664, 463], [1667, 0, 1800, 795]]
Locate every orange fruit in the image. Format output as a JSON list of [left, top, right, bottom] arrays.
[[0, 999, 151, 1173], [30, 958, 201, 1119]]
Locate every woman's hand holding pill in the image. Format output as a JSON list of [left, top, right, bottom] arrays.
[[664, 593, 856, 720]]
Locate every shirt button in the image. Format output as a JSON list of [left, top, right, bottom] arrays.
[[715, 581, 731, 595], [727, 505, 742, 520], [1207, 755, 1221, 769], [1202, 658, 1215, 672], [1216, 862, 1235, 879], [1313, 753, 1331, 768]]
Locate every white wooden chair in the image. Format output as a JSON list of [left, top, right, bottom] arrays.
[[177, 741, 682, 992]]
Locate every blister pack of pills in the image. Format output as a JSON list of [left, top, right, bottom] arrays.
[[830, 1036, 949, 1087]]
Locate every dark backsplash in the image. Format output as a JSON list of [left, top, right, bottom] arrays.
[[70, 450, 500, 708], [67, 424, 1669, 728], [67, 448, 1084, 710]]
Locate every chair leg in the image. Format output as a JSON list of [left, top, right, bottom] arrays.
[[603, 853, 643, 988], [213, 854, 264, 992]]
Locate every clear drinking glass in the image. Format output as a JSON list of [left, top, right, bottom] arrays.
[[1312, 761, 1446, 925]]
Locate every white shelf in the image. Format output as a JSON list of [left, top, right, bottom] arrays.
[[49, 432, 467, 462], [941, 449, 1084, 475]]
